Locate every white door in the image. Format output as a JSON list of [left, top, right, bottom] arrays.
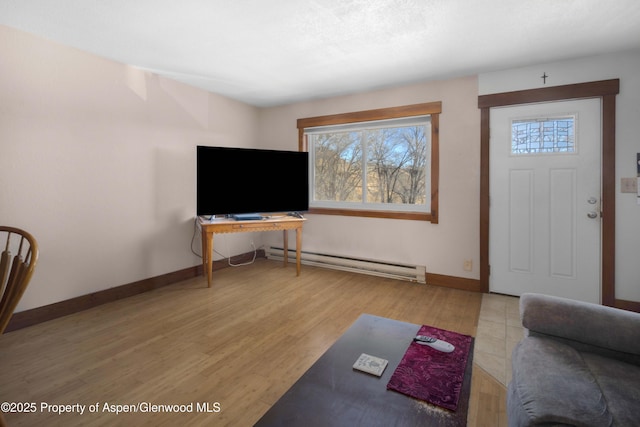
[[489, 99, 602, 303]]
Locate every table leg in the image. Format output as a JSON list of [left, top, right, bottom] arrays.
[[204, 232, 213, 287], [201, 227, 207, 276], [296, 226, 302, 276], [283, 229, 288, 268]]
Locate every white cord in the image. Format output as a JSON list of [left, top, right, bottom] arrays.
[[191, 217, 202, 258], [191, 217, 258, 267], [226, 241, 258, 267]]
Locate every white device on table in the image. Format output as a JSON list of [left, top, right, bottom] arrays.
[[413, 335, 455, 353]]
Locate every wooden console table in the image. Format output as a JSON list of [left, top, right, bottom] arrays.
[[198, 216, 306, 287]]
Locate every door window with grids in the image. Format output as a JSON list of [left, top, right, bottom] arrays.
[[511, 115, 576, 155]]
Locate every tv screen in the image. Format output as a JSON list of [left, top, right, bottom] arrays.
[[196, 146, 309, 217]]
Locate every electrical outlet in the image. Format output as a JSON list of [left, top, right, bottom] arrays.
[[463, 259, 473, 272], [621, 177, 638, 193]]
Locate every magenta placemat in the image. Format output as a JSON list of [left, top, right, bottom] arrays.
[[386, 325, 473, 411]]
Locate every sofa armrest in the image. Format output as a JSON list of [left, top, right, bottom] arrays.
[[520, 293, 640, 357]]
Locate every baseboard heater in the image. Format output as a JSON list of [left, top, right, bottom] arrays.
[[265, 247, 426, 283]]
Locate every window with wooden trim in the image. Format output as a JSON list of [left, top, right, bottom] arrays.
[[297, 102, 440, 222]]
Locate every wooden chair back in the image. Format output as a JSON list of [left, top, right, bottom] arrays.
[[0, 226, 39, 334]]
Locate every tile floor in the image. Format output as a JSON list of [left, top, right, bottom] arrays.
[[474, 293, 523, 386]]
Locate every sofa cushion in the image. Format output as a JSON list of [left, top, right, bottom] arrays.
[[511, 337, 612, 427], [520, 294, 640, 361], [582, 353, 640, 426]]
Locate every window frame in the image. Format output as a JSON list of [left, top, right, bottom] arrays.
[[297, 102, 441, 223]]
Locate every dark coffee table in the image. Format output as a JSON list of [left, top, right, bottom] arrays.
[[254, 314, 473, 427]]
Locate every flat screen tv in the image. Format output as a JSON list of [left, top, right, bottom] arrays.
[[196, 145, 309, 217]]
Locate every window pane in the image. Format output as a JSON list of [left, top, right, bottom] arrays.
[[299, 102, 440, 221], [365, 125, 427, 205], [309, 119, 430, 212], [511, 116, 575, 154], [312, 132, 363, 202]]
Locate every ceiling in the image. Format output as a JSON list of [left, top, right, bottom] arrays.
[[2, 0, 640, 107]]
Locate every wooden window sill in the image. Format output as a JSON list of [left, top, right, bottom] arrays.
[[308, 207, 436, 223]]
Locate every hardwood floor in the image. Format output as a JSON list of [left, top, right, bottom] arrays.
[[0, 259, 507, 426]]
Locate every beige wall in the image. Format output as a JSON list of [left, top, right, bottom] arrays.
[[257, 76, 481, 278], [2, 23, 482, 315], [0, 26, 260, 311]]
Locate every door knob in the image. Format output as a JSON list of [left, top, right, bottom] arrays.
[[587, 197, 598, 204], [587, 211, 598, 219]]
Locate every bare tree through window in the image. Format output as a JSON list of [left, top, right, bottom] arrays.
[[298, 102, 441, 222], [309, 120, 429, 210], [313, 132, 362, 202]]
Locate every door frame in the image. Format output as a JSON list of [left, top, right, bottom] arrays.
[[478, 79, 619, 307]]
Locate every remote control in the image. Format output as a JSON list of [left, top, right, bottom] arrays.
[[413, 335, 455, 353]]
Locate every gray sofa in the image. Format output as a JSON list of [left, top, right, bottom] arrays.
[[508, 293, 640, 427]]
